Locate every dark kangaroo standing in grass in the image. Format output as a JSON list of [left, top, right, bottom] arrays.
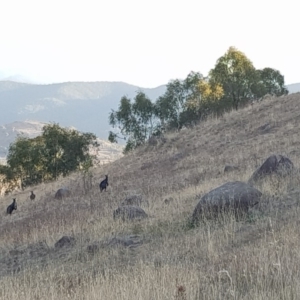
[[7, 199, 17, 215], [30, 191, 36, 200], [99, 175, 109, 192]]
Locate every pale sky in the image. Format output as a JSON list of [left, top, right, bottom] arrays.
[[0, 0, 299, 88]]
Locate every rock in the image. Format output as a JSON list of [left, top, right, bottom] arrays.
[[249, 155, 294, 183], [87, 235, 142, 254], [54, 188, 71, 199], [86, 244, 100, 254], [164, 197, 174, 205], [141, 162, 153, 170], [28, 241, 49, 258], [257, 123, 272, 134], [224, 165, 239, 173], [9, 249, 25, 257], [54, 236, 76, 249], [192, 181, 262, 222], [108, 235, 142, 248], [113, 205, 148, 221], [169, 152, 185, 162], [121, 194, 148, 207]]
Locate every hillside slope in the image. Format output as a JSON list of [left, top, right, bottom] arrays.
[[0, 93, 300, 299]]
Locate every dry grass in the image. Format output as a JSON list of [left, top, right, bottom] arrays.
[[1, 93, 300, 299]]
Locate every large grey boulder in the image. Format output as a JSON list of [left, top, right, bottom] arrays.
[[192, 181, 262, 222], [113, 205, 148, 221], [54, 188, 71, 199], [249, 155, 293, 183]]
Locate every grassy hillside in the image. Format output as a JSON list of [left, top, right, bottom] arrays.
[[1, 93, 300, 299]]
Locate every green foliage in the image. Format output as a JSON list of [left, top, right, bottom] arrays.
[[108, 46, 288, 152], [154, 80, 185, 130], [0, 164, 15, 181], [155, 71, 225, 128], [209, 47, 288, 111], [209, 46, 257, 110], [108, 131, 119, 143], [109, 91, 160, 153], [109, 73, 208, 152], [184, 78, 224, 120], [6, 136, 45, 186], [155, 72, 204, 130], [2, 123, 98, 187], [254, 67, 288, 97], [42, 124, 98, 179]]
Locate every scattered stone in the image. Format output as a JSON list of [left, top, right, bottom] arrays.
[[141, 162, 153, 170], [54, 236, 76, 249], [224, 165, 239, 173], [192, 181, 262, 222], [9, 249, 25, 257], [55, 188, 72, 199], [113, 205, 148, 221], [121, 194, 148, 207], [170, 152, 185, 162], [108, 235, 142, 249], [257, 123, 272, 133], [249, 154, 294, 183], [164, 197, 174, 205], [87, 244, 100, 255]]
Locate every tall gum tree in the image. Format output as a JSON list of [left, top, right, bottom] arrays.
[[209, 46, 257, 110], [109, 91, 160, 153]]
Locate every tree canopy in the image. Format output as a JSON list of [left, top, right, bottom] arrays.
[[254, 67, 288, 97], [107, 46, 289, 153], [209, 47, 288, 110], [108, 91, 160, 153], [209, 46, 257, 110], [1, 123, 98, 187]]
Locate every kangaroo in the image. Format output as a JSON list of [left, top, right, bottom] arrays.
[[30, 191, 36, 200], [7, 199, 17, 215], [99, 175, 109, 192]]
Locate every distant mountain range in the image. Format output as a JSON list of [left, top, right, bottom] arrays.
[[0, 80, 166, 141], [0, 74, 43, 84], [285, 83, 300, 94]]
